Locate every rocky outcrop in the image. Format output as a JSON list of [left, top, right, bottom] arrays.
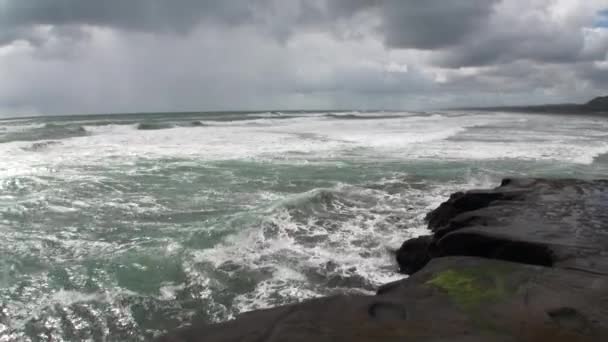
[[158, 178, 608, 341], [159, 257, 608, 341], [397, 178, 608, 275]]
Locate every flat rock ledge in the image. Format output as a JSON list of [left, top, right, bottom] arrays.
[[159, 178, 608, 342]]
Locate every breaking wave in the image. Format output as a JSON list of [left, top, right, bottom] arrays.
[[325, 112, 406, 120], [186, 178, 451, 318], [189, 120, 208, 127], [0, 123, 88, 143], [2, 109, 608, 340], [137, 122, 175, 130], [22, 140, 62, 152]]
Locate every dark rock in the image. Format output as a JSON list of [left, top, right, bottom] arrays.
[[157, 257, 608, 341], [425, 188, 525, 231], [547, 307, 592, 333], [368, 302, 407, 321], [395, 235, 434, 274], [157, 178, 608, 341], [437, 232, 555, 267], [398, 178, 608, 275]]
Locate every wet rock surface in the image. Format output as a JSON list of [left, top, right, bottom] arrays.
[[399, 178, 608, 275], [158, 178, 608, 341]]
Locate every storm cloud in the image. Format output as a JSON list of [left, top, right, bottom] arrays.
[[0, 0, 607, 116]]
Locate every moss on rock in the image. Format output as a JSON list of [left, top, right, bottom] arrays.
[[425, 266, 513, 311]]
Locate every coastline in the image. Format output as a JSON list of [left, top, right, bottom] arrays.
[[158, 178, 608, 341], [449, 95, 608, 116]]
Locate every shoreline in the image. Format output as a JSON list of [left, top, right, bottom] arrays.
[[159, 177, 608, 341]]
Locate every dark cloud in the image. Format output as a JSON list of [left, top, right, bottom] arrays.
[[433, 5, 608, 68], [315, 0, 500, 49], [0, 0, 607, 116], [380, 0, 500, 49], [3, 0, 603, 68], [0, 0, 261, 47], [1, 1, 255, 32], [578, 62, 608, 88], [0, 0, 500, 50], [434, 30, 587, 68]]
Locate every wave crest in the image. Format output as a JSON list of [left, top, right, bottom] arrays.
[[136, 122, 175, 130], [22, 140, 62, 152], [0, 124, 88, 143]]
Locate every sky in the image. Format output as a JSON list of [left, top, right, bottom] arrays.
[[0, 0, 607, 116]]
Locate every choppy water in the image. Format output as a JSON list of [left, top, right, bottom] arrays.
[[1, 110, 608, 341]]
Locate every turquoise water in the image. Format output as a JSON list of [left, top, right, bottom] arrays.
[[1, 110, 608, 340]]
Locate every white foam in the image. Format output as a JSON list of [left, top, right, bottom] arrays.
[[3, 110, 608, 340], [50, 290, 107, 305], [47, 204, 79, 213], [183, 180, 464, 314], [159, 283, 185, 300], [4, 111, 607, 184], [1, 274, 137, 333]]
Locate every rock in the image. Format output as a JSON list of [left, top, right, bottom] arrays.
[[157, 178, 608, 341], [425, 191, 512, 230], [157, 257, 608, 341], [395, 235, 434, 274], [398, 178, 608, 275]]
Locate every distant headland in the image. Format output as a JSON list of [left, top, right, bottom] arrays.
[[456, 95, 608, 114]]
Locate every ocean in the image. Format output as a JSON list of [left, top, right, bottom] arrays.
[[1, 110, 608, 340]]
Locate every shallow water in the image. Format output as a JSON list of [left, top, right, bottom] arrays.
[[1, 110, 608, 340]]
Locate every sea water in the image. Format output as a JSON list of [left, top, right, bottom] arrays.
[[1, 110, 608, 340]]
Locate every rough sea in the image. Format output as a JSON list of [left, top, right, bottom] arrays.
[[1, 110, 608, 340]]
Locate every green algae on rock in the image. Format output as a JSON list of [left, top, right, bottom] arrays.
[[425, 267, 511, 310]]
